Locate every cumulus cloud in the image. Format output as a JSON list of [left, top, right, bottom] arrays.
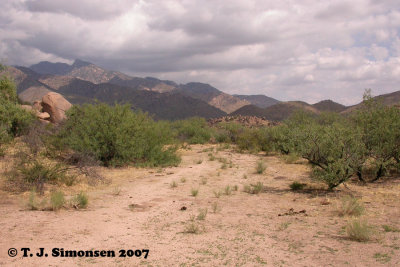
[[0, 0, 399, 105]]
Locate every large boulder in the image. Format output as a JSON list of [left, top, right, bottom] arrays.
[[41, 92, 72, 123]]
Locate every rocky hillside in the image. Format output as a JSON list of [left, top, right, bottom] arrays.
[[234, 94, 280, 108], [30, 60, 250, 113], [177, 82, 250, 113], [9, 66, 226, 120]]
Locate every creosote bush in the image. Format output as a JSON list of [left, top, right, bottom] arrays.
[[52, 103, 180, 167]]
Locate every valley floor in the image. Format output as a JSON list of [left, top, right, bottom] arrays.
[[0, 144, 399, 266]]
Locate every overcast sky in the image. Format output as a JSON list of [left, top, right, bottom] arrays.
[[1, 0, 400, 105]]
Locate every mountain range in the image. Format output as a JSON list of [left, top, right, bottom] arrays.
[[4, 59, 400, 121]]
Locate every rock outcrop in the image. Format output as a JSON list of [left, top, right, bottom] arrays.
[[20, 92, 72, 124], [41, 92, 72, 123]]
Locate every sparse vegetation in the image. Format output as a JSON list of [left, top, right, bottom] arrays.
[[338, 196, 364, 217], [213, 190, 222, 198], [256, 160, 266, 174], [197, 208, 208, 220], [184, 222, 200, 234], [50, 191, 65, 211], [289, 181, 306, 191], [224, 185, 232, 195], [191, 188, 199, 197], [382, 225, 400, 232], [170, 181, 178, 188], [346, 218, 373, 242], [72, 192, 88, 209], [5, 152, 74, 193], [243, 182, 264, 194], [211, 202, 220, 213]]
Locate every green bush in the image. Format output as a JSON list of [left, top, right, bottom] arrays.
[[279, 111, 366, 189], [236, 127, 271, 152], [289, 181, 306, 191], [0, 74, 34, 144], [171, 117, 213, 144], [352, 91, 400, 181], [214, 122, 244, 143], [53, 103, 180, 167]]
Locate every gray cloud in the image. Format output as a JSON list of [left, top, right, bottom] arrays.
[[1, 0, 400, 105]]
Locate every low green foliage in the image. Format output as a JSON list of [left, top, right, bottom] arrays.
[[289, 181, 306, 191], [6, 152, 73, 193], [50, 191, 65, 210], [72, 192, 88, 209], [171, 117, 213, 144], [170, 181, 178, 188], [52, 103, 180, 167], [0, 74, 34, 145], [382, 224, 400, 232], [373, 253, 391, 263]]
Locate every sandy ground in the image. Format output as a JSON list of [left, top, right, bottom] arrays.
[[0, 144, 399, 266]]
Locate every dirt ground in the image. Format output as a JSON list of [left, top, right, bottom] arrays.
[[0, 144, 399, 266]]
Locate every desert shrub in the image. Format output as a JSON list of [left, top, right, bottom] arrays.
[[256, 160, 266, 174], [50, 191, 65, 210], [0, 74, 34, 143], [289, 181, 306, 191], [72, 192, 88, 209], [53, 103, 179, 167], [171, 117, 213, 144], [346, 218, 373, 242], [214, 122, 244, 143], [6, 152, 73, 193], [284, 112, 366, 189], [236, 127, 271, 152], [338, 196, 364, 217], [352, 91, 400, 181]]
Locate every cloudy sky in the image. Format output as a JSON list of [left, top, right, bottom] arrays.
[[1, 0, 400, 105]]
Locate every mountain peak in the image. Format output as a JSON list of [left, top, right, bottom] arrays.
[[72, 59, 93, 68]]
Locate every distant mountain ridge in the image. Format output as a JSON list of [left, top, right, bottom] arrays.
[[29, 60, 251, 113], [10, 66, 226, 120]]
